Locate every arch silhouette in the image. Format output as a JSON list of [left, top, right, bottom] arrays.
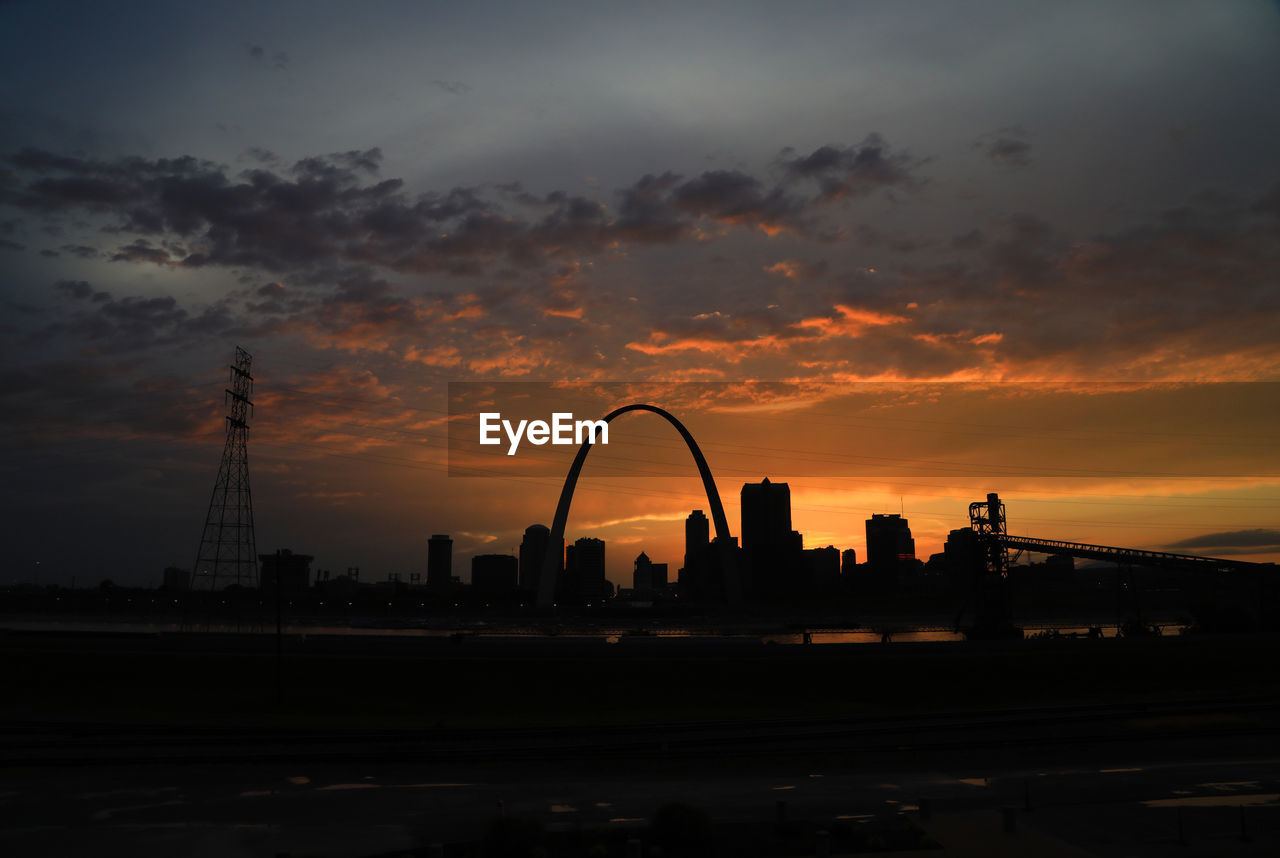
[[536, 403, 740, 608]]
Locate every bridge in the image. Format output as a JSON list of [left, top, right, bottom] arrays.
[[965, 492, 1274, 637], [1002, 534, 1267, 575]]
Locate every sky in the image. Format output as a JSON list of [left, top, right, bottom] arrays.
[[2, 0, 1279, 588]]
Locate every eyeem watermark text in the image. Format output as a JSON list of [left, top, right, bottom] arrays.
[[479, 412, 609, 455]]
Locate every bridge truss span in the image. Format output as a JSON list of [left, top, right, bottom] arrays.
[[1001, 534, 1271, 575]]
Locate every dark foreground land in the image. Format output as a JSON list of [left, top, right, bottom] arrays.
[[3, 630, 1280, 856]]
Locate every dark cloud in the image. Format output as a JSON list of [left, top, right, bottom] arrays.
[[0, 355, 216, 456], [3, 140, 917, 282], [0, 238, 25, 251], [614, 172, 687, 243], [777, 135, 917, 200], [672, 170, 806, 233], [981, 137, 1032, 166], [243, 147, 279, 165], [430, 80, 469, 94], [37, 286, 242, 353], [17, 139, 1273, 384], [988, 214, 1060, 288], [247, 44, 288, 70], [109, 238, 175, 265], [901, 189, 1280, 378], [53, 279, 95, 300], [300, 147, 383, 175], [951, 229, 985, 250], [850, 224, 926, 253], [1170, 529, 1280, 550], [1252, 183, 1280, 218]]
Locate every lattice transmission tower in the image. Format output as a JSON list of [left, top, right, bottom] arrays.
[[193, 346, 258, 589]]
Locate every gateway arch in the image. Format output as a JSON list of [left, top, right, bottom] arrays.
[[535, 403, 741, 608]]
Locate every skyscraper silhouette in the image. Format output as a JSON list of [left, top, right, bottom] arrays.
[[472, 553, 518, 594], [740, 477, 792, 550], [865, 513, 916, 592], [563, 537, 610, 602], [684, 509, 709, 570], [519, 523, 555, 592], [427, 534, 453, 591], [680, 509, 715, 601], [740, 478, 805, 599]]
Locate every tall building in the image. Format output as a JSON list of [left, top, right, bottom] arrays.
[[682, 509, 708, 586], [519, 524, 556, 592], [841, 548, 857, 580], [563, 537, 611, 601], [427, 534, 452, 591], [634, 551, 653, 591], [651, 563, 668, 590], [944, 527, 981, 592], [865, 514, 915, 592], [633, 552, 670, 592], [573, 537, 606, 583], [684, 509, 709, 571], [471, 553, 518, 594], [740, 477, 791, 550], [259, 549, 313, 593], [741, 478, 803, 600], [804, 545, 842, 594]]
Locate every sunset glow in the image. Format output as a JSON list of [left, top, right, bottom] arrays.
[[1, 2, 1278, 588]]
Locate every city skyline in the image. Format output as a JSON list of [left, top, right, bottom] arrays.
[[3, 2, 1279, 587]]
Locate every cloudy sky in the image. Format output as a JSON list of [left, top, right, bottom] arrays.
[[3, 0, 1279, 587]]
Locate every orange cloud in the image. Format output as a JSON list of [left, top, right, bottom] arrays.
[[467, 347, 547, 375], [625, 332, 788, 361], [794, 304, 909, 337], [543, 306, 585, 319], [764, 260, 804, 278], [763, 259, 826, 280], [404, 345, 462, 367], [443, 302, 485, 322]]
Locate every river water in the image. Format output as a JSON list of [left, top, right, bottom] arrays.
[[0, 617, 1186, 643]]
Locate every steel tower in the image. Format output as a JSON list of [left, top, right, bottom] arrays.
[[193, 346, 258, 589], [965, 491, 1019, 638]]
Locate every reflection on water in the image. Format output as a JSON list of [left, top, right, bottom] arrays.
[[0, 617, 1184, 643], [91, 799, 184, 821], [1144, 793, 1279, 808]]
